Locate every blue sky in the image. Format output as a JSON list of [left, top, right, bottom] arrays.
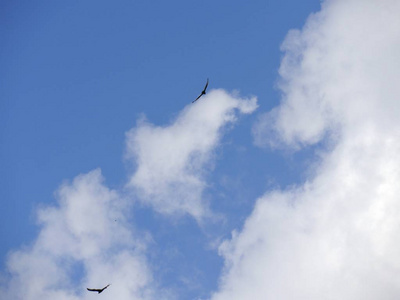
[[3, 0, 400, 299]]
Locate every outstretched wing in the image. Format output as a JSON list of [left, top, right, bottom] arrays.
[[87, 288, 100, 292], [202, 78, 209, 93], [192, 93, 203, 103], [102, 284, 111, 291]]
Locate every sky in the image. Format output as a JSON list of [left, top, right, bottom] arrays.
[[2, 0, 400, 299]]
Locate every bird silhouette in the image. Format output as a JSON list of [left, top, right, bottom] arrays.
[[87, 284, 111, 294], [192, 78, 209, 103]]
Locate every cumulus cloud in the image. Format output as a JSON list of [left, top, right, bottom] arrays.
[[125, 89, 257, 220], [215, 0, 400, 299], [253, 0, 400, 149], [0, 170, 158, 300]]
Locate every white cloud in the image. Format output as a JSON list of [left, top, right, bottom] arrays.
[[125, 89, 258, 220], [0, 169, 158, 300], [253, 0, 400, 149], [215, 0, 400, 299]]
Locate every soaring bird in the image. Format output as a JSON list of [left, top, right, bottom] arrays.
[[192, 78, 209, 103], [87, 284, 111, 294]]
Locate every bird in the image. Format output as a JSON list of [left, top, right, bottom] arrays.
[[192, 78, 209, 103], [87, 284, 111, 294]]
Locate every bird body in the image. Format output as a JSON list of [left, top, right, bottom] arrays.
[[87, 284, 111, 294], [192, 78, 209, 103]]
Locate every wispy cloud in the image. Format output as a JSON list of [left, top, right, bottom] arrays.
[[215, 0, 400, 299], [125, 90, 257, 220]]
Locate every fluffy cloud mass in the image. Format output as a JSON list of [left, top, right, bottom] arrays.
[[215, 0, 400, 299], [0, 170, 156, 300], [125, 90, 257, 220]]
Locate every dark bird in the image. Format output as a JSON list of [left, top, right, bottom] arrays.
[[192, 78, 209, 103], [87, 284, 111, 294]]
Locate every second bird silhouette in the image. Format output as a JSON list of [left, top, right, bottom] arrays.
[[87, 284, 111, 294], [192, 78, 209, 103]]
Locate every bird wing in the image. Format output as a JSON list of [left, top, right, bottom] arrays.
[[87, 288, 100, 292], [203, 78, 209, 92], [102, 284, 111, 290], [193, 93, 203, 103]]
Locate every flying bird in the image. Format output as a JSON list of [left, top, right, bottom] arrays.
[[192, 78, 209, 103], [87, 284, 111, 294]]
